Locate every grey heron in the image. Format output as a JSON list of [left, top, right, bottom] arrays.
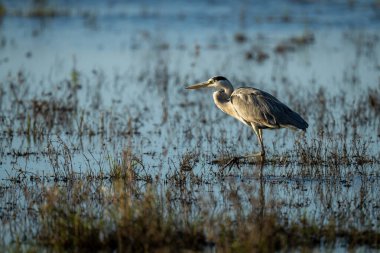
[[186, 76, 308, 157]]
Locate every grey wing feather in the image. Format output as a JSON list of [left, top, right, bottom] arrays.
[[230, 88, 308, 130]]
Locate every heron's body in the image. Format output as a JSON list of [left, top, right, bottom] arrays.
[[186, 76, 308, 157]]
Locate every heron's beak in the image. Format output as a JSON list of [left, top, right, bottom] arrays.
[[185, 81, 210, 90]]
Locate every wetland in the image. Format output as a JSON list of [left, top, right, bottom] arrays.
[[1, 0, 380, 252]]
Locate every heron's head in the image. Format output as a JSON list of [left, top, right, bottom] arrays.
[[185, 76, 231, 90]]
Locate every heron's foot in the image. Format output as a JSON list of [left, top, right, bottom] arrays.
[[242, 152, 266, 165], [220, 156, 245, 171], [244, 152, 265, 158]]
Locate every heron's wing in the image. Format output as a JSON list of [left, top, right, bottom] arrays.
[[230, 87, 308, 130]]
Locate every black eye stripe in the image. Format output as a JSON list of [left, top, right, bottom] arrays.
[[212, 76, 227, 81]]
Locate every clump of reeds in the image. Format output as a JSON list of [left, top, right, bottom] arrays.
[[165, 151, 205, 187], [37, 182, 207, 252], [109, 147, 148, 182], [0, 2, 6, 16], [274, 32, 315, 54], [30, 178, 380, 252], [294, 133, 377, 167], [212, 213, 380, 252]]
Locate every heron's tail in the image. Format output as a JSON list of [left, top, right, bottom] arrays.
[[281, 110, 308, 131]]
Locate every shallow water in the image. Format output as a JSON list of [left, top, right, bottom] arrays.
[[1, 0, 380, 249]]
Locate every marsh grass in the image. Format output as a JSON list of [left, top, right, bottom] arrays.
[[109, 148, 150, 182], [1, 135, 380, 251], [37, 182, 207, 252], [209, 131, 377, 171], [231, 216, 380, 251], [1, 21, 380, 252], [274, 32, 315, 54], [294, 134, 377, 167], [3, 167, 380, 252], [0, 0, 69, 18], [0, 2, 6, 16], [25, 7, 69, 18]]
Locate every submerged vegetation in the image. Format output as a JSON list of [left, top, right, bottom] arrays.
[[1, 65, 380, 251], [37, 182, 206, 252], [7, 178, 380, 252], [2, 148, 380, 252], [0, 2, 6, 17]]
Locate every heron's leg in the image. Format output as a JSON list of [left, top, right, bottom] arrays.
[[248, 124, 266, 157], [258, 129, 265, 156]]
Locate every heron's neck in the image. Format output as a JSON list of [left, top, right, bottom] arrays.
[[212, 81, 234, 107], [213, 90, 246, 124], [219, 82, 234, 97], [212, 90, 232, 113]]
